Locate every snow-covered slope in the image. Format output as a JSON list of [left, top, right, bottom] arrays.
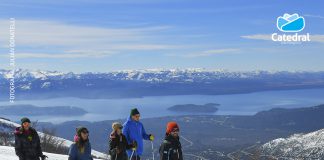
[[0, 118, 108, 159], [0, 145, 68, 160], [261, 128, 324, 159], [0, 145, 104, 160]]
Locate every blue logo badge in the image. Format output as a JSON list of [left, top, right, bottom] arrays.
[[277, 13, 305, 32]]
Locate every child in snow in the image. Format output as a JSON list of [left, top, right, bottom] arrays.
[[109, 122, 137, 160], [68, 127, 93, 160]]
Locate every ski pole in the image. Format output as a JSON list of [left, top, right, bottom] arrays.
[[151, 141, 155, 160], [130, 149, 135, 160]]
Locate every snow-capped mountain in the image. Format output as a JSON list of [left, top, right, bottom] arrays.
[[1, 68, 324, 100], [0, 118, 108, 159], [0, 69, 65, 81], [1, 68, 324, 83], [261, 128, 324, 159]]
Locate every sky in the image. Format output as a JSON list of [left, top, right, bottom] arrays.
[[0, 0, 323, 73]]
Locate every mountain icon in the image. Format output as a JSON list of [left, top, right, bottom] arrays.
[[277, 13, 305, 32]]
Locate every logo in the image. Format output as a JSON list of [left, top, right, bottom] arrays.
[[277, 13, 305, 32], [272, 13, 310, 43]]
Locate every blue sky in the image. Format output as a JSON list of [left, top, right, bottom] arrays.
[[0, 0, 323, 72]]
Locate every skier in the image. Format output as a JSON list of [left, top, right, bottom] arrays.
[[68, 127, 93, 160], [109, 122, 137, 160], [14, 117, 48, 160], [159, 122, 183, 160], [123, 108, 154, 160]]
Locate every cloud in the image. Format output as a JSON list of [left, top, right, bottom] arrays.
[[0, 19, 182, 58], [304, 14, 324, 19], [168, 48, 240, 58], [241, 34, 324, 43], [311, 35, 324, 43], [241, 34, 272, 41], [0, 50, 117, 59]]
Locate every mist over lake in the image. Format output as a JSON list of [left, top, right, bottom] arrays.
[[1, 88, 324, 123]]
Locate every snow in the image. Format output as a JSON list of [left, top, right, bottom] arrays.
[[0, 146, 103, 160], [19, 83, 31, 90], [29, 71, 48, 80], [0, 118, 108, 159], [0, 69, 65, 80], [0, 118, 20, 128], [263, 129, 324, 150], [261, 128, 324, 159], [41, 82, 51, 88], [1, 68, 324, 84], [0, 146, 68, 160]]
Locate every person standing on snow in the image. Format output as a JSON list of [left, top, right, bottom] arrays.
[[68, 127, 93, 160], [123, 108, 154, 160], [14, 117, 47, 160], [109, 122, 137, 160], [159, 122, 183, 160]]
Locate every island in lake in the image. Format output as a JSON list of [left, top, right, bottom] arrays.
[[168, 103, 219, 113], [0, 105, 88, 116]]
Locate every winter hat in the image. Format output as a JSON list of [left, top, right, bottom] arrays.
[[112, 122, 123, 131], [166, 122, 180, 134], [76, 126, 89, 136], [21, 117, 31, 124], [130, 108, 140, 116]]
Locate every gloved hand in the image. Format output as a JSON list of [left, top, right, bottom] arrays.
[[149, 134, 154, 141], [41, 155, 48, 160], [131, 141, 137, 150]]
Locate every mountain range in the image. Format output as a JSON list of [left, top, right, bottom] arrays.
[[1, 68, 324, 100], [0, 105, 87, 116]]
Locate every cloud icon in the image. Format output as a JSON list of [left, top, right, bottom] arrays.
[[277, 13, 305, 32]]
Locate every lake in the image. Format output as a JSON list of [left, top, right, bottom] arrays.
[[1, 88, 324, 123]]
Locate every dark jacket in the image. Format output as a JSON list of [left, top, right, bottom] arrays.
[[159, 135, 183, 160], [109, 131, 133, 160], [122, 116, 150, 156], [68, 140, 93, 160], [14, 127, 43, 160]]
